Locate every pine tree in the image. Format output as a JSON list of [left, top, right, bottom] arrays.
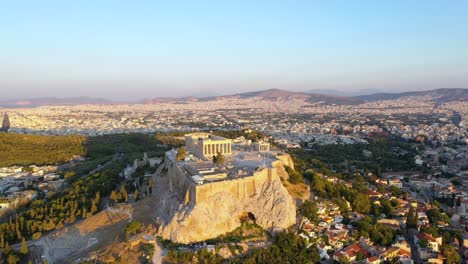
[[95, 192, 101, 204], [110, 191, 121, 203], [121, 186, 128, 203], [4, 242, 11, 253], [90, 201, 98, 214], [20, 237, 28, 255], [7, 254, 19, 264]]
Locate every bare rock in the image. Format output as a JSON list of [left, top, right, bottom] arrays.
[[159, 173, 295, 243]]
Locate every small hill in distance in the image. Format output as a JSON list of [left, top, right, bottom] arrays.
[[357, 88, 468, 103], [145, 88, 364, 105]]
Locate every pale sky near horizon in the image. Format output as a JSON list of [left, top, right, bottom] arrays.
[[1, 1, 467, 100]]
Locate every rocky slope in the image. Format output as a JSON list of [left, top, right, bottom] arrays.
[[158, 157, 297, 244]]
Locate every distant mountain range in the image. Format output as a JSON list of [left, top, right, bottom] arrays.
[[1, 88, 466, 107]]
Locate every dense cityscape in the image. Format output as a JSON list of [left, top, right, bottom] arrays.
[[0, 89, 467, 263], [2, 1, 468, 263]]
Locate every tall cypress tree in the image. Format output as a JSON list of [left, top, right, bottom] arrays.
[[406, 206, 418, 229], [1, 112, 10, 132]]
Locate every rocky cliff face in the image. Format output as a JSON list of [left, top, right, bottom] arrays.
[[158, 156, 297, 244]]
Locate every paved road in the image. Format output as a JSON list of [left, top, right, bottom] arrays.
[[402, 228, 422, 264]]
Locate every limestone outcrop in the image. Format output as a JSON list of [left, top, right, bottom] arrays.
[[157, 154, 297, 244]]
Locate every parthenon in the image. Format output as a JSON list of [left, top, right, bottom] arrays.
[[184, 133, 232, 159]]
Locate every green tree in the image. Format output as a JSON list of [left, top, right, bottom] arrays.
[[406, 206, 418, 229], [213, 152, 225, 164], [1, 112, 10, 132], [125, 221, 142, 240], [418, 239, 428, 248], [352, 193, 371, 213], [121, 186, 128, 202], [110, 190, 121, 203], [20, 237, 28, 255], [7, 253, 19, 264], [228, 232, 320, 264], [64, 171, 76, 180], [176, 147, 186, 161], [299, 201, 318, 223], [285, 166, 304, 184], [90, 201, 98, 214], [356, 252, 364, 261], [381, 199, 394, 217], [443, 245, 461, 264]]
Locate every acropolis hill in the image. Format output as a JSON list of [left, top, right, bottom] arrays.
[[155, 133, 297, 243]]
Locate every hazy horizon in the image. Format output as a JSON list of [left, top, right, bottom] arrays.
[[2, 1, 468, 100]]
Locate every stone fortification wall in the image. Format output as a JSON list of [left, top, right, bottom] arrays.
[[159, 151, 297, 244], [276, 153, 295, 170], [164, 152, 288, 205], [193, 166, 274, 204]]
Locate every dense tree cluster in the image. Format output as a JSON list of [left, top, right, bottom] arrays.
[[212, 130, 268, 143], [85, 133, 168, 160], [228, 232, 320, 264], [165, 249, 224, 264], [125, 221, 142, 241], [155, 132, 185, 147], [370, 198, 396, 217], [291, 137, 422, 174], [0, 133, 86, 167], [284, 166, 304, 184], [310, 173, 371, 214], [352, 217, 397, 246], [299, 201, 318, 223], [0, 165, 121, 247], [0, 133, 170, 262]]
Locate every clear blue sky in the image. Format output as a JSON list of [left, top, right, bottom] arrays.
[[1, 0, 467, 100]]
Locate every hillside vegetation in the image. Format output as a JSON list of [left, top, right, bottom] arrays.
[[0, 133, 86, 167]]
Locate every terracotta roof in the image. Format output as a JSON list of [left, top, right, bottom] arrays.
[[416, 232, 436, 242], [398, 248, 411, 257]]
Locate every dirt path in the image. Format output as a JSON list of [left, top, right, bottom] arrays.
[[151, 241, 166, 264]]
